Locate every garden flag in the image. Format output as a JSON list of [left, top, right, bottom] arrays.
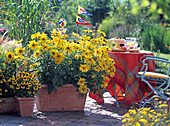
[[78, 5, 92, 16], [57, 28, 67, 36], [76, 14, 92, 26]]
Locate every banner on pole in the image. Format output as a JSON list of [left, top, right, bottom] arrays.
[[76, 14, 92, 26], [78, 5, 92, 16]]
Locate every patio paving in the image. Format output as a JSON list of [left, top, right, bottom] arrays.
[[0, 92, 130, 126], [1, 92, 167, 126]]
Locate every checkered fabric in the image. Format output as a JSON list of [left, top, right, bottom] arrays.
[[89, 51, 155, 106]]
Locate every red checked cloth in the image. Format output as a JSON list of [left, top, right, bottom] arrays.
[[89, 51, 155, 106]]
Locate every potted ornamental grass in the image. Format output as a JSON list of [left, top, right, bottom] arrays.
[[25, 29, 116, 111]]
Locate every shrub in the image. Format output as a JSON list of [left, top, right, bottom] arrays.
[[141, 24, 169, 53]]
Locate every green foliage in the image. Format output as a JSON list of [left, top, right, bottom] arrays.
[[0, 45, 6, 65], [141, 24, 169, 53], [129, 0, 170, 20], [98, 0, 138, 38], [51, 0, 83, 36], [98, 16, 126, 38], [0, 0, 54, 46], [164, 30, 170, 46], [81, 0, 112, 26]]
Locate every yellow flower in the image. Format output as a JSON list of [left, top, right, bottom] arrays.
[[155, 118, 160, 122], [14, 40, 22, 44], [6, 52, 14, 62], [40, 32, 47, 41], [139, 119, 147, 124], [64, 43, 72, 53], [135, 122, 141, 126], [28, 91, 31, 94], [50, 49, 57, 56], [42, 43, 49, 50], [34, 86, 38, 90], [78, 78, 86, 85], [26, 87, 30, 90], [0, 99, 2, 102], [51, 29, 58, 35], [94, 49, 102, 56], [16, 86, 20, 90], [28, 40, 38, 50], [100, 62, 107, 70], [15, 55, 24, 60], [68, 60, 72, 64], [155, 98, 159, 100], [83, 29, 92, 33], [80, 55, 86, 60], [75, 55, 79, 59], [122, 113, 130, 118], [21, 86, 25, 89], [53, 52, 65, 60], [79, 85, 88, 94], [9, 85, 15, 89], [122, 119, 127, 123], [23, 77, 27, 81], [0, 93, 2, 95], [79, 64, 89, 72], [55, 59, 62, 64], [92, 74, 96, 78], [31, 34, 36, 39], [101, 31, 106, 37], [15, 46, 25, 55], [85, 56, 95, 65], [34, 50, 41, 58]]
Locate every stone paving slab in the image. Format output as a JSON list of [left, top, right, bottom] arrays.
[[0, 92, 139, 126]]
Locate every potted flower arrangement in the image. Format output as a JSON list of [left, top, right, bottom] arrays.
[[12, 71, 41, 117], [1, 43, 41, 116], [27, 29, 116, 111], [0, 45, 19, 114]]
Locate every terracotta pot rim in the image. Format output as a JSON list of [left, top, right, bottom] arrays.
[[15, 96, 35, 100], [41, 84, 76, 88]]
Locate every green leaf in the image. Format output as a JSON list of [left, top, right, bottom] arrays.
[[47, 83, 53, 94], [53, 73, 59, 85], [53, 85, 57, 93]]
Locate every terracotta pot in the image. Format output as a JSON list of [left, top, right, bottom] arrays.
[[36, 84, 87, 111], [0, 97, 18, 114], [15, 97, 35, 117]]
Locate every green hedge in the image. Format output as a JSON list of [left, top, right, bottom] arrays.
[[141, 24, 169, 53]]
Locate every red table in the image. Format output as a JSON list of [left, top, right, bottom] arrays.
[[89, 50, 155, 106]]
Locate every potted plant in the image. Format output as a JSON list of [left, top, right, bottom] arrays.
[[12, 71, 41, 117], [0, 45, 18, 114], [0, 68, 18, 114], [27, 29, 116, 111], [1, 43, 41, 116]]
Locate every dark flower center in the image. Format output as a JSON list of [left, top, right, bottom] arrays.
[[8, 54, 12, 58]]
